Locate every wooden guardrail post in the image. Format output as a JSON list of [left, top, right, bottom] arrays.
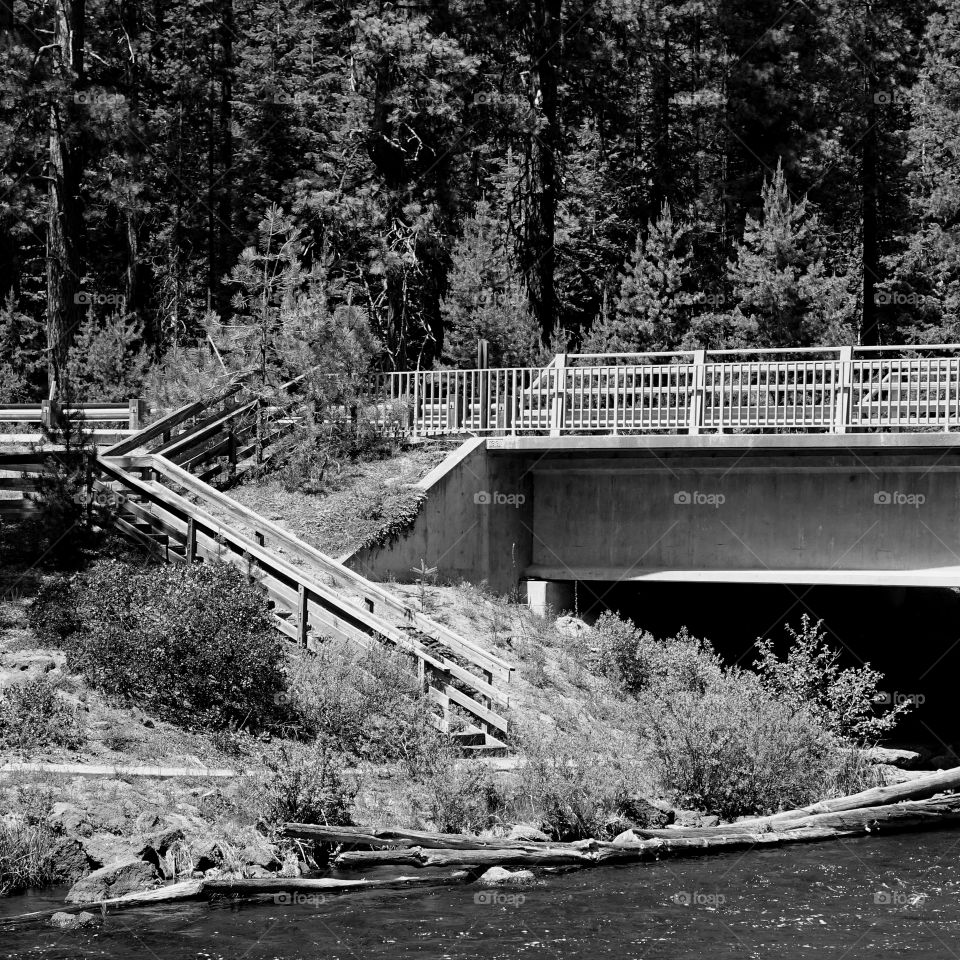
[[185, 519, 197, 563], [128, 398, 146, 430], [835, 346, 853, 434], [297, 584, 309, 647], [550, 354, 567, 437], [688, 350, 706, 435]]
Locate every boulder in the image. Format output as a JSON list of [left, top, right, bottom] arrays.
[[81, 833, 137, 869], [479, 866, 537, 887], [612, 828, 644, 847], [65, 858, 159, 904], [554, 616, 590, 638], [49, 911, 99, 931], [50, 837, 94, 883], [508, 824, 551, 843], [627, 797, 675, 829]]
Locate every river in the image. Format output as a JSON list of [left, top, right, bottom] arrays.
[[3, 832, 959, 958]]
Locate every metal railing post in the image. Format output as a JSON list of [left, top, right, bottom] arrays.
[[689, 350, 706, 435], [550, 354, 567, 437], [835, 346, 853, 434]]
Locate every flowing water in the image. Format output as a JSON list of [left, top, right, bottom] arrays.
[[3, 832, 960, 958]]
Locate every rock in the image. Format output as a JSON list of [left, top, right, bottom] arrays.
[[862, 747, 923, 769], [554, 615, 590, 638], [479, 866, 537, 887], [81, 833, 137, 869], [508, 824, 551, 843], [626, 797, 675, 829], [0, 650, 65, 676], [191, 840, 223, 872], [612, 828, 644, 847], [239, 834, 280, 871], [673, 810, 719, 829], [65, 858, 159, 904], [50, 837, 94, 882], [49, 911, 99, 931]]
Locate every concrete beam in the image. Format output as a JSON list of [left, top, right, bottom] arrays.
[[524, 566, 960, 588]]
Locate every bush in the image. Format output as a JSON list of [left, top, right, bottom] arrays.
[[422, 744, 506, 834], [30, 559, 285, 730], [588, 612, 722, 696], [508, 723, 645, 841], [254, 742, 357, 828], [642, 669, 838, 820], [286, 641, 446, 770], [754, 614, 911, 743], [0, 678, 84, 750]]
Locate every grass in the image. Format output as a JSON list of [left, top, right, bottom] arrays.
[[0, 821, 63, 896], [228, 441, 451, 557]]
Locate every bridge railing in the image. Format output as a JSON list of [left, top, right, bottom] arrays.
[[360, 345, 960, 436]]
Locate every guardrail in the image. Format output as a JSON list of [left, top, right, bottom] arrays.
[[362, 345, 960, 436], [0, 399, 147, 430]]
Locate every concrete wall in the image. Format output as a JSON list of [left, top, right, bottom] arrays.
[[346, 438, 533, 594], [348, 435, 960, 590]]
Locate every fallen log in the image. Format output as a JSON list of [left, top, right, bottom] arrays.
[[284, 822, 532, 851], [635, 770, 960, 839], [334, 845, 592, 869], [0, 880, 206, 926], [283, 824, 414, 849], [204, 873, 470, 897]]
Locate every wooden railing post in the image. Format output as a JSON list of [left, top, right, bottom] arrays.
[[297, 584, 309, 647], [128, 398, 146, 430], [185, 519, 196, 563], [550, 354, 567, 437], [689, 350, 706, 435], [835, 346, 853, 434]]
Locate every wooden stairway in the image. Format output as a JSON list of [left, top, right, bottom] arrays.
[[95, 384, 513, 751]]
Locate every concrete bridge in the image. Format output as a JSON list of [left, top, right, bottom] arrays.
[[348, 346, 960, 601]]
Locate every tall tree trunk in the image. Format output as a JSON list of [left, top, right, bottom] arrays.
[[525, 0, 562, 344], [860, 89, 880, 345], [46, 0, 85, 407]]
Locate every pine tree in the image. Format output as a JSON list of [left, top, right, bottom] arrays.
[[892, 0, 960, 341], [64, 310, 150, 401], [440, 201, 539, 368], [582, 203, 696, 352], [728, 162, 854, 347]]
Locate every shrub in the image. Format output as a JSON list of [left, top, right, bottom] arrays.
[[754, 614, 911, 743], [422, 744, 506, 834], [0, 678, 84, 751], [31, 559, 285, 730], [286, 641, 446, 770], [508, 723, 646, 840], [642, 669, 838, 820], [254, 742, 357, 828], [588, 612, 722, 696]]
